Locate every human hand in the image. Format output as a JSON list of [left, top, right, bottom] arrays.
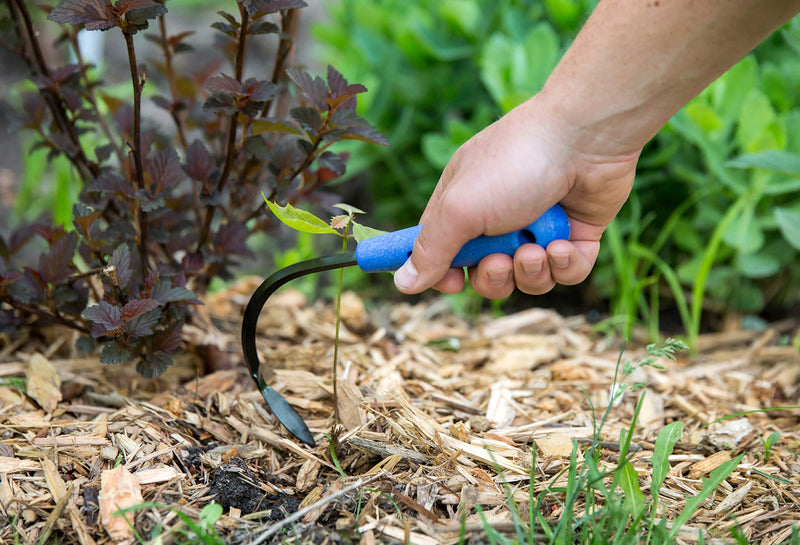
[[393, 95, 640, 299]]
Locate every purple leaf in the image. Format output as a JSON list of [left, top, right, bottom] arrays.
[[152, 281, 199, 304], [243, 0, 307, 17], [83, 301, 123, 338], [39, 232, 77, 284], [248, 20, 280, 35], [285, 68, 327, 111], [87, 173, 135, 198], [214, 223, 253, 258], [242, 79, 277, 102], [125, 308, 162, 337], [205, 73, 242, 95], [155, 322, 182, 352], [137, 351, 173, 378], [203, 93, 236, 113], [183, 140, 216, 182], [108, 245, 133, 288], [148, 147, 183, 190], [290, 107, 322, 133], [317, 151, 346, 177], [122, 298, 161, 320], [48, 0, 115, 31], [342, 124, 390, 146], [100, 341, 130, 365]]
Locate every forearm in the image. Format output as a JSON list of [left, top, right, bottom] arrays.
[[538, 0, 800, 155]]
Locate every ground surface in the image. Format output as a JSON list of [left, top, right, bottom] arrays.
[[1, 279, 799, 544]]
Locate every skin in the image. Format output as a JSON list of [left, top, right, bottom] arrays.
[[394, 0, 800, 298]]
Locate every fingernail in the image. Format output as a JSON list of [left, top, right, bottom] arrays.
[[550, 252, 569, 269], [394, 259, 418, 291], [488, 269, 511, 286], [522, 261, 542, 278]]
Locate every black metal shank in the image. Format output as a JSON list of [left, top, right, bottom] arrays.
[[241, 252, 358, 446]]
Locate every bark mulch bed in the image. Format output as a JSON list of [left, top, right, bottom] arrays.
[[1, 277, 799, 544]]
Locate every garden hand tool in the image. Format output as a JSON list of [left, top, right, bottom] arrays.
[[241, 204, 570, 446]]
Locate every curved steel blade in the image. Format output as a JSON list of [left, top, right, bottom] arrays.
[[241, 252, 358, 446]]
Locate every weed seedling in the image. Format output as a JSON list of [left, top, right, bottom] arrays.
[[477, 339, 745, 545]]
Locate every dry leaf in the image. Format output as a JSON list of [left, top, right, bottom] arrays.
[[99, 465, 143, 541], [26, 354, 62, 413]]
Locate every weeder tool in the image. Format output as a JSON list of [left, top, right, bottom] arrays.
[[241, 204, 570, 446]]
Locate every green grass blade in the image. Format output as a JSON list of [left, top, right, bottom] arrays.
[[690, 197, 748, 349], [651, 421, 683, 501], [669, 454, 744, 537], [618, 461, 645, 521]]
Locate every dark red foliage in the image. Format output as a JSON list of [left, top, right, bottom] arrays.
[[0, 0, 385, 377]]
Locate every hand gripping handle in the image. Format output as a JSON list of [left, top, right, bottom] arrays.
[[355, 204, 570, 273]]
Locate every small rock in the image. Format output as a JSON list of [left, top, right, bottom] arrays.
[[706, 417, 754, 448]]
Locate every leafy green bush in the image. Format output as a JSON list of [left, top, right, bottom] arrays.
[[593, 21, 800, 342], [315, 1, 800, 341], [312, 0, 596, 226]]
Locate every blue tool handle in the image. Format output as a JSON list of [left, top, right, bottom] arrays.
[[355, 204, 570, 273]]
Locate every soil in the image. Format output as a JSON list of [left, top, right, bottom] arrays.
[[1, 278, 799, 544]]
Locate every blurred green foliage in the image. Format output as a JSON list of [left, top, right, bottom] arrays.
[[312, 0, 596, 226], [314, 1, 800, 339]]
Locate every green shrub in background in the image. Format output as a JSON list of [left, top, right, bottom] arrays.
[[594, 20, 800, 343], [315, 1, 800, 343], [312, 0, 595, 226]]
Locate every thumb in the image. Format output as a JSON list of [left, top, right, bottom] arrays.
[[394, 201, 482, 294]]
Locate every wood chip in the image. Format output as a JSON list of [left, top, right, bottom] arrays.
[[26, 354, 62, 413], [32, 435, 110, 447], [713, 479, 754, 515], [0, 456, 39, 472], [42, 458, 68, 502], [688, 451, 732, 478], [134, 465, 184, 485], [98, 466, 143, 541]]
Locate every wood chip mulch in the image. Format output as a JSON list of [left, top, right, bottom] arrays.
[[1, 277, 799, 544]]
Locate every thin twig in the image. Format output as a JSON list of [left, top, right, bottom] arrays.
[[260, 8, 300, 118], [158, 14, 188, 152], [248, 472, 388, 545], [196, 4, 250, 252], [122, 28, 150, 280], [1, 298, 90, 335]]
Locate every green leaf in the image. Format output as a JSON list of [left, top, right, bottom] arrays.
[[734, 253, 780, 279], [685, 102, 722, 134], [774, 207, 800, 252], [333, 203, 366, 215], [479, 23, 559, 112], [650, 421, 683, 499], [352, 221, 388, 242], [200, 502, 223, 525], [264, 198, 338, 235], [618, 461, 645, 520], [669, 454, 745, 537], [727, 150, 800, 177], [710, 55, 757, 128], [722, 205, 763, 254], [736, 89, 778, 153]]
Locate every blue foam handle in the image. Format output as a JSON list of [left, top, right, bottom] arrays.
[[355, 204, 570, 273]]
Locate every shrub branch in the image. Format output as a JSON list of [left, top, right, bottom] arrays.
[[122, 27, 150, 281], [196, 5, 250, 252]]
